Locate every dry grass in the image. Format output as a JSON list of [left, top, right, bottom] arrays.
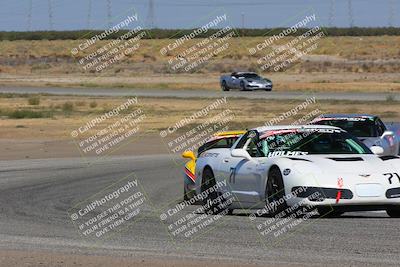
[[0, 94, 398, 140], [0, 36, 400, 76], [1, 36, 400, 92]]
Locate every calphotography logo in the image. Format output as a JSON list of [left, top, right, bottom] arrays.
[[158, 96, 244, 166], [159, 10, 238, 73], [68, 175, 149, 240], [248, 11, 326, 73], [70, 97, 146, 162]]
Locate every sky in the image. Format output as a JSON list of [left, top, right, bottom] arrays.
[[0, 0, 398, 31]]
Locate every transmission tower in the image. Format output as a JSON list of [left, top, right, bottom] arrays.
[[27, 0, 32, 31], [107, 0, 112, 27], [328, 0, 335, 27], [348, 0, 354, 27], [87, 0, 92, 29], [48, 0, 54, 30], [389, 0, 395, 27], [146, 0, 155, 29]]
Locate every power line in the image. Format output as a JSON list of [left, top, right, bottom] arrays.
[[27, 0, 32, 31]]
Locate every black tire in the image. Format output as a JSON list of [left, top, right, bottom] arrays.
[[183, 187, 189, 201], [240, 81, 246, 91], [221, 81, 229, 91], [387, 207, 400, 218], [317, 207, 344, 218], [201, 168, 225, 215], [265, 167, 288, 217]]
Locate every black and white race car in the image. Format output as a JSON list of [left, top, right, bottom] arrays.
[[311, 114, 400, 156]]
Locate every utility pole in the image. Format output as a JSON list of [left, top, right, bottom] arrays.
[[48, 0, 54, 30], [87, 0, 92, 29], [27, 0, 32, 31], [328, 0, 335, 27], [389, 0, 395, 27], [348, 0, 354, 27], [146, 0, 155, 29], [107, 0, 112, 28]]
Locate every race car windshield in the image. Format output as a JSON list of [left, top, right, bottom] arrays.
[[258, 130, 372, 155], [313, 119, 377, 137], [239, 73, 260, 79]]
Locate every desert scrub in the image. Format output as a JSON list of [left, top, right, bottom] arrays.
[[27, 96, 40, 105], [0, 109, 52, 119], [62, 101, 74, 112], [89, 101, 98, 108]]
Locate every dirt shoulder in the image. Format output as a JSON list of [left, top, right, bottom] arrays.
[[0, 136, 163, 161], [0, 249, 276, 267]]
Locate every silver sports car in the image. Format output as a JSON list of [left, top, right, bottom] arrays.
[[220, 72, 273, 91]]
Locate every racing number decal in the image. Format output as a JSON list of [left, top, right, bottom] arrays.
[[384, 172, 400, 184], [229, 167, 236, 184]]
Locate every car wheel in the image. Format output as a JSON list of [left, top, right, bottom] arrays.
[[221, 81, 229, 91], [265, 166, 288, 216], [387, 207, 400, 218], [317, 207, 344, 218], [201, 167, 225, 215], [240, 81, 246, 91]]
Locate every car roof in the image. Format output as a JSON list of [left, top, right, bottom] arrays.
[[232, 72, 257, 75], [318, 114, 377, 120], [253, 125, 343, 134]]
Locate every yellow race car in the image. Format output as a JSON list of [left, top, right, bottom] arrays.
[[182, 130, 245, 200]]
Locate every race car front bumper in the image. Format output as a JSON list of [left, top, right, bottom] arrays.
[[287, 185, 400, 209], [245, 83, 273, 91]]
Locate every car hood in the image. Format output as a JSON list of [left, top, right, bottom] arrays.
[[285, 154, 398, 175]]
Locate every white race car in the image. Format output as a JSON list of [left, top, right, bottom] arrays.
[[194, 125, 400, 217]]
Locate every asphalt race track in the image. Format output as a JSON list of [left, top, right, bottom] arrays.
[[0, 86, 399, 101], [1, 154, 399, 266]]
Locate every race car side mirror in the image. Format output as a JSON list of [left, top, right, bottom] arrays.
[[182, 151, 196, 161], [381, 131, 395, 139], [231, 149, 253, 161], [370, 146, 384, 155]]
